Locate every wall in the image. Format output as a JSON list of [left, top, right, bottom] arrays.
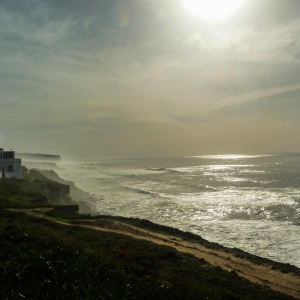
[[0, 158, 22, 178]]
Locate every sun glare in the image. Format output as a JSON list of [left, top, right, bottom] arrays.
[[183, 0, 244, 21]]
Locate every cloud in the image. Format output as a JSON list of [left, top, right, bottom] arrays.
[[218, 84, 300, 122], [234, 20, 300, 61], [183, 18, 300, 63], [0, 2, 74, 48], [1, 0, 300, 156]]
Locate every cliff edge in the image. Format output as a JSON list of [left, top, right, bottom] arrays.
[[0, 168, 74, 208]]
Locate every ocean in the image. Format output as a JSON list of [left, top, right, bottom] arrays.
[[56, 153, 300, 268]]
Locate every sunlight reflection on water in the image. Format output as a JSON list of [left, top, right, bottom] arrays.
[[56, 154, 300, 267]]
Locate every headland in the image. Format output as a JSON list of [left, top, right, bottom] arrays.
[[0, 167, 299, 299]]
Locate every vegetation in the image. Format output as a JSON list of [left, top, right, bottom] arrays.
[[0, 169, 70, 208], [0, 171, 296, 299]]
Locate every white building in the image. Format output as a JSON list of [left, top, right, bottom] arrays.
[[0, 148, 22, 178]]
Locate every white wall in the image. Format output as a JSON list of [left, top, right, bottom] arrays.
[[0, 158, 22, 178]]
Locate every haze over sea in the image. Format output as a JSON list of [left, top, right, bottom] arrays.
[[56, 153, 300, 268]]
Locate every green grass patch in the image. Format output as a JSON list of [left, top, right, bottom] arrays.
[[0, 210, 296, 300], [0, 171, 297, 299], [0, 170, 69, 209]]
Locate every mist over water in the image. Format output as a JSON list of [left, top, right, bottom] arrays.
[[56, 153, 300, 267]]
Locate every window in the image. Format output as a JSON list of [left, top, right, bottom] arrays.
[[8, 165, 13, 172]]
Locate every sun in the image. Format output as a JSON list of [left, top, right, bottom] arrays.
[[183, 0, 244, 21]]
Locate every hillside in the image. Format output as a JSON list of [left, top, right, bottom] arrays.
[[0, 168, 74, 208], [0, 170, 299, 299], [16, 152, 61, 161]]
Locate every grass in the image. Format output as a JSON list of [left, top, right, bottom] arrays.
[[0, 169, 69, 208], [0, 208, 296, 300], [0, 171, 297, 299], [0, 210, 236, 300]]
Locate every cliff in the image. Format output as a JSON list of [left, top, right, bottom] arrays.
[[22, 161, 59, 171], [0, 168, 75, 208], [16, 152, 61, 161], [0, 169, 299, 299], [27, 169, 73, 205], [37, 169, 96, 214]]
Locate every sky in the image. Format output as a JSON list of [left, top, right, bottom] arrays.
[[1, 0, 300, 159]]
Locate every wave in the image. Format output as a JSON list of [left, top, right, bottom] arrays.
[[121, 182, 157, 196], [227, 201, 300, 222], [146, 167, 166, 171], [189, 154, 276, 159], [137, 189, 154, 195], [100, 168, 168, 177]]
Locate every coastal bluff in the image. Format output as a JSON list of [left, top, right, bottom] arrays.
[[0, 169, 300, 299], [0, 167, 92, 214], [16, 152, 61, 161], [0, 168, 73, 208]]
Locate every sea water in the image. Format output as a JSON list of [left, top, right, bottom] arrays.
[[56, 153, 300, 267]]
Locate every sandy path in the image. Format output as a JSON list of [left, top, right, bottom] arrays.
[[9, 208, 300, 299], [79, 219, 300, 299]]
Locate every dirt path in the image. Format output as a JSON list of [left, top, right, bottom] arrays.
[[9, 208, 300, 299]]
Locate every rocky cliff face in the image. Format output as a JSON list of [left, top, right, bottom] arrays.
[[0, 169, 76, 209], [36, 181, 72, 205], [37, 169, 95, 214], [17, 153, 61, 161], [24, 169, 94, 214], [27, 169, 75, 206]]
